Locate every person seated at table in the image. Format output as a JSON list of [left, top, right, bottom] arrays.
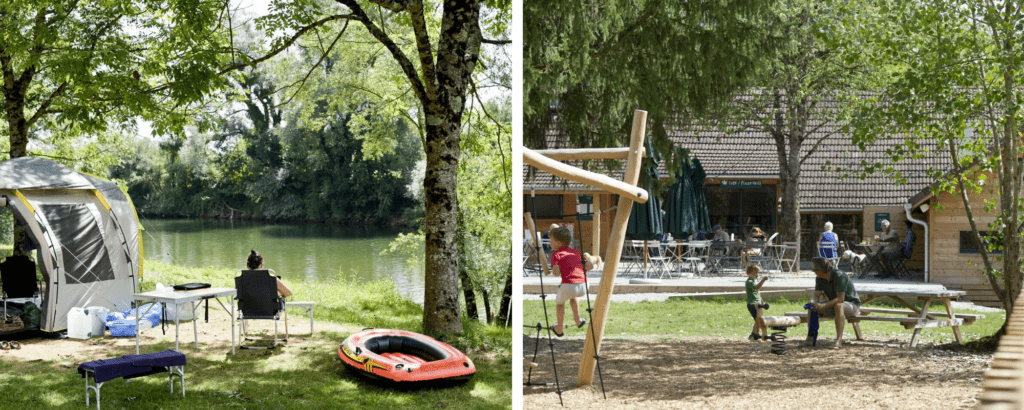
[[902, 220, 916, 257], [741, 227, 767, 268], [245, 250, 293, 308], [806, 256, 861, 348], [818, 221, 839, 259], [711, 224, 729, 242], [875, 220, 901, 278], [688, 230, 706, 241]]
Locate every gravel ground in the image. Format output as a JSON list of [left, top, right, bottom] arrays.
[[522, 335, 991, 409]]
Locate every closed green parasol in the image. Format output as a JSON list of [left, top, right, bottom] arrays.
[[691, 157, 712, 234], [626, 138, 664, 240], [664, 148, 698, 238]]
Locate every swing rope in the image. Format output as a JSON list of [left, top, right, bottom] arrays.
[[573, 194, 607, 399], [523, 191, 564, 406]]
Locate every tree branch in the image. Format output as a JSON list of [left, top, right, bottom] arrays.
[[408, 0, 438, 101], [27, 80, 68, 128], [482, 38, 511, 45], [336, 0, 428, 106]]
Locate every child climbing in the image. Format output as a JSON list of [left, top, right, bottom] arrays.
[[548, 225, 594, 337]]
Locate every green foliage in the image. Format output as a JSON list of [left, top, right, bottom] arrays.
[[848, 0, 1024, 310], [524, 0, 780, 165], [111, 69, 422, 223], [0, 0, 233, 150]]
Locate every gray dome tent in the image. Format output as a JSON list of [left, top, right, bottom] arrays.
[[0, 157, 141, 332]]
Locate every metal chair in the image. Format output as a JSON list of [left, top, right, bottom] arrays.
[[780, 242, 799, 272], [235, 270, 287, 349], [892, 243, 914, 278], [817, 241, 840, 268]]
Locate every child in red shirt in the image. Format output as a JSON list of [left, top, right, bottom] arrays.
[[548, 225, 594, 336]]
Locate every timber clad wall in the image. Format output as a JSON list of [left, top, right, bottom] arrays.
[[926, 173, 1003, 307], [532, 193, 617, 260], [861, 205, 925, 269]]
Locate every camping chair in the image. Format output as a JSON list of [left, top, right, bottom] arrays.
[[1, 255, 39, 318], [235, 270, 287, 349], [817, 241, 840, 268]]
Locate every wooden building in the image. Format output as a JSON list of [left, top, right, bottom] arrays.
[[525, 97, 1011, 307]]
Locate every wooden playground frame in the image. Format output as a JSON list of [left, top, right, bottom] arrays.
[[523, 110, 649, 386]]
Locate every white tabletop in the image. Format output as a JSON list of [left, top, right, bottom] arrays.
[[133, 287, 236, 304]]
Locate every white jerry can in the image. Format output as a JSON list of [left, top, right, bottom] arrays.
[[85, 306, 109, 337], [67, 307, 93, 339]]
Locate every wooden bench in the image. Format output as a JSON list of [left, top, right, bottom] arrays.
[[784, 310, 979, 340], [856, 307, 983, 325]]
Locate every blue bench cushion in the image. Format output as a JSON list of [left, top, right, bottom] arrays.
[[78, 350, 185, 383]]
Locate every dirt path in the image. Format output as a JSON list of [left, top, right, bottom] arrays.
[[523, 336, 990, 409]]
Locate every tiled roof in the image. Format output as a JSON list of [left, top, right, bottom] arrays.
[[524, 93, 951, 211]]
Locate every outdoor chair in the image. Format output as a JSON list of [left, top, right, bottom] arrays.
[[780, 241, 799, 272], [1, 255, 40, 317], [0, 255, 39, 299], [235, 270, 287, 349], [645, 241, 672, 279], [817, 241, 840, 268], [892, 243, 914, 278]]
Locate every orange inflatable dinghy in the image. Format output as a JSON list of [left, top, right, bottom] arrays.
[[338, 328, 475, 385]]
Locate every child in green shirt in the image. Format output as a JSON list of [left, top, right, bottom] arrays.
[[745, 265, 770, 341]]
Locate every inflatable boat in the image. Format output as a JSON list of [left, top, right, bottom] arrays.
[[338, 328, 475, 385]]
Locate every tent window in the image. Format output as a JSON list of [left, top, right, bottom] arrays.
[[39, 204, 115, 284]]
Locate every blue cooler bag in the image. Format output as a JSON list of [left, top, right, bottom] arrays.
[[105, 304, 162, 337]]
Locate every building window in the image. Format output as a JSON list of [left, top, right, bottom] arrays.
[[577, 195, 593, 221], [524, 194, 563, 219], [960, 231, 1004, 254]]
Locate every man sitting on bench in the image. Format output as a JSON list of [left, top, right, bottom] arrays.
[[807, 256, 862, 348]]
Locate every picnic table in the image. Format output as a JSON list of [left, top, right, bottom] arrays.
[[785, 286, 983, 348]]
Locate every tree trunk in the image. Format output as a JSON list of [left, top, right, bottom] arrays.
[[420, 0, 482, 335], [481, 287, 492, 324], [458, 263, 478, 321], [496, 264, 512, 326], [3, 65, 30, 256]]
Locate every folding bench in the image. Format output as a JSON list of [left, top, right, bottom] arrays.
[[77, 350, 186, 410]]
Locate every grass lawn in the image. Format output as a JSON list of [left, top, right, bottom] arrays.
[[523, 296, 1005, 345], [0, 260, 511, 409]]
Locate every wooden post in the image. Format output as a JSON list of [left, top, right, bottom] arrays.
[[524, 148, 649, 203], [578, 110, 648, 386], [592, 194, 601, 257], [524, 212, 552, 277]]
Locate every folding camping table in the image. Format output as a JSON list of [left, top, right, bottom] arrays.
[[131, 287, 236, 355]]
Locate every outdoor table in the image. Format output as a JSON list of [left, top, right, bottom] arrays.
[[853, 243, 884, 277], [131, 287, 237, 355], [707, 241, 744, 276], [786, 286, 977, 348]]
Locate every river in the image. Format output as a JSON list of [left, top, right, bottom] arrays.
[[139, 218, 425, 304]]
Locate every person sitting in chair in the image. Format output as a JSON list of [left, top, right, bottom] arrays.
[[245, 250, 293, 305], [818, 221, 840, 259], [874, 220, 901, 278], [741, 227, 767, 268], [903, 220, 916, 257]]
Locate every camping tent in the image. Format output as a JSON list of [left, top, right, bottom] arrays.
[[0, 157, 141, 332]]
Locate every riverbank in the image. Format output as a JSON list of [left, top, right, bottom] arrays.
[[0, 260, 511, 409]]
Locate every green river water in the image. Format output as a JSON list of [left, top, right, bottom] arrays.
[[139, 218, 425, 303]]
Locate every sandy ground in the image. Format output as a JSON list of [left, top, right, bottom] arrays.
[[0, 306, 361, 363], [523, 335, 990, 410]]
